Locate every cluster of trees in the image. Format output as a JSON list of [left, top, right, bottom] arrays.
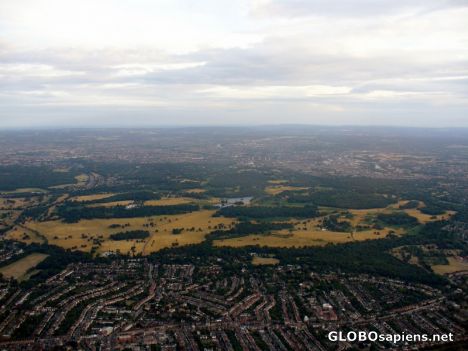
[[57, 203, 199, 222], [11, 313, 45, 339], [0, 165, 79, 191], [80, 191, 161, 204], [109, 230, 150, 241], [376, 212, 419, 226], [322, 214, 353, 232], [420, 205, 445, 215], [84, 161, 206, 190], [214, 205, 318, 219], [207, 170, 273, 198], [207, 221, 293, 240], [286, 189, 394, 209], [18, 205, 50, 221]]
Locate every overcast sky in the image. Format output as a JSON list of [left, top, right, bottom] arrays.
[[1, 0, 468, 127]]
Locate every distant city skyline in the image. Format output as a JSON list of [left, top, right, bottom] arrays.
[[1, 0, 468, 127]]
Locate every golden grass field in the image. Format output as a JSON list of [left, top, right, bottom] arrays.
[[264, 185, 309, 195], [214, 205, 411, 249], [251, 256, 280, 265], [0, 195, 47, 210], [141, 210, 234, 254], [0, 253, 48, 280], [185, 188, 206, 194], [6, 225, 46, 244], [70, 193, 116, 202], [1, 188, 47, 194], [403, 208, 455, 224], [388, 200, 455, 223], [72, 196, 193, 208], [7, 210, 234, 255], [432, 257, 468, 275], [4, 192, 455, 254], [75, 174, 89, 184], [345, 202, 454, 226], [214, 226, 402, 248], [144, 197, 193, 206]]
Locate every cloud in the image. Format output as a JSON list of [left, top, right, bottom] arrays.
[[252, 0, 468, 18], [0, 0, 467, 127]]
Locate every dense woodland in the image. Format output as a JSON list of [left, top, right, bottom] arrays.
[[0, 165, 79, 191], [214, 205, 319, 219], [79, 191, 161, 204], [286, 189, 394, 209], [57, 203, 199, 222], [207, 221, 293, 241], [109, 230, 150, 241]]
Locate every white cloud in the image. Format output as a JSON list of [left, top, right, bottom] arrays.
[[0, 63, 84, 78], [112, 62, 207, 77], [0, 0, 467, 126], [197, 85, 351, 99]]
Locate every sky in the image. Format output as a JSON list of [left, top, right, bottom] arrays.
[[0, 0, 468, 127]]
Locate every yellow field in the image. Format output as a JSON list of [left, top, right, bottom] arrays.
[[185, 188, 206, 194], [75, 174, 89, 184], [72, 195, 193, 208], [387, 201, 455, 224], [252, 256, 279, 265], [0, 196, 46, 210], [70, 193, 116, 202], [4, 191, 452, 254], [265, 185, 309, 195], [142, 210, 235, 254], [0, 253, 48, 281], [6, 225, 46, 244], [144, 197, 193, 206], [8, 210, 234, 255], [432, 257, 468, 275], [1, 188, 47, 194], [403, 209, 455, 224], [215, 211, 403, 249], [214, 226, 400, 248], [344, 204, 454, 226], [99, 240, 146, 255]]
